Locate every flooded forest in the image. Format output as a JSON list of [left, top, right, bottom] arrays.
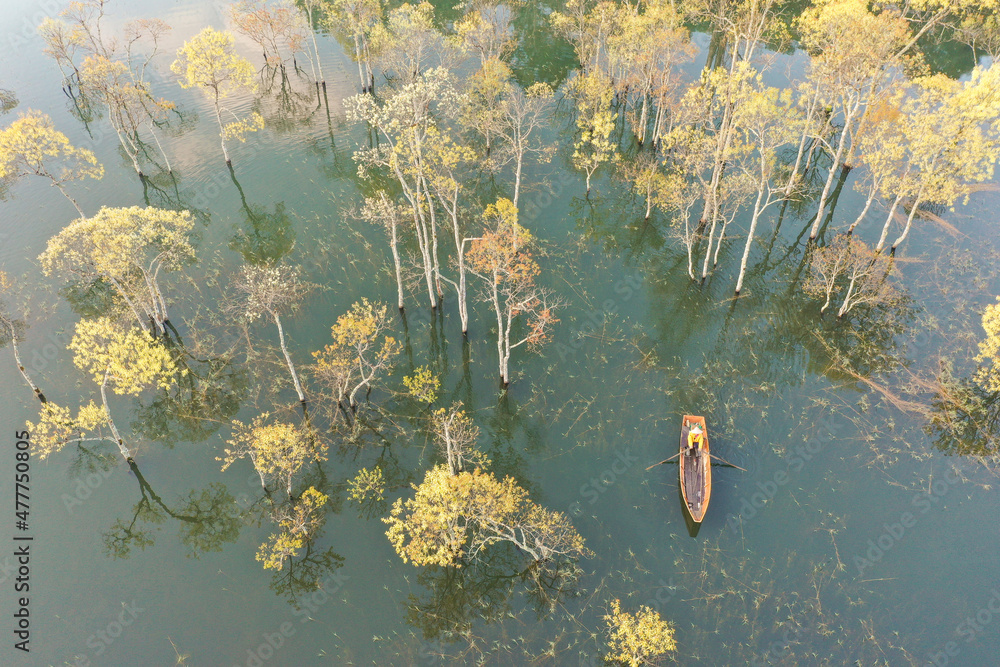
[[1, 0, 1000, 664]]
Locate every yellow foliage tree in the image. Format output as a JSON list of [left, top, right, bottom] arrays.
[[403, 365, 439, 404], [28, 317, 179, 460], [0, 110, 102, 216], [312, 298, 401, 411], [603, 598, 677, 667], [219, 414, 325, 495], [569, 70, 616, 194], [975, 297, 1000, 393], [38, 206, 196, 336], [384, 464, 589, 567], [468, 199, 558, 386], [171, 27, 263, 164], [256, 486, 329, 570]]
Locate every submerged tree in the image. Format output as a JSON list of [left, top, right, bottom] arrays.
[[603, 598, 677, 667], [324, 0, 383, 92], [229, 0, 308, 71], [384, 464, 590, 567], [569, 70, 616, 194], [803, 234, 902, 317], [431, 402, 486, 475], [39, 206, 196, 337], [468, 199, 558, 387], [732, 80, 800, 294], [0, 272, 45, 402], [29, 317, 179, 461], [312, 298, 401, 411], [796, 0, 911, 239], [872, 66, 1000, 253], [171, 27, 264, 164], [360, 192, 408, 310], [219, 414, 324, 495], [346, 67, 464, 309], [257, 486, 329, 570], [232, 263, 313, 403], [0, 110, 103, 216]]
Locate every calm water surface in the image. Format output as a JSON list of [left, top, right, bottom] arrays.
[[1, 1, 999, 665]]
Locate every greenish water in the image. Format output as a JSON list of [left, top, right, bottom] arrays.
[[1, 1, 999, 665]]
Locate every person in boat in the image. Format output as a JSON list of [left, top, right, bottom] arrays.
[[688, 423, 704, 454]]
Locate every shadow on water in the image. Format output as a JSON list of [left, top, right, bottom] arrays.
[[680, 483, 703, 538]]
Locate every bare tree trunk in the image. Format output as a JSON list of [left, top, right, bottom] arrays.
[[513, 147, 524, 209], [7, 332, 45, 403], [272, 312, 305, 403], [810, 100, 859, 239], [389, 217, 404, 310], [735, 188, 766, 294], [785, 87, 821, 195], [700, 214, 719, 280], [875, 193, 904, 252], [890, 190, 924, 253], [214, 100, 231, 164], [847, 184, 879, 234], [837, 275, 857, 318], [101, 370, 131, 460], [50, 179, 85, 217], [147, 122, 172, 173]]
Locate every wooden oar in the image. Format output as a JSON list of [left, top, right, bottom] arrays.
[[709, 453, 747, 471], [645, 452, 681, 471]]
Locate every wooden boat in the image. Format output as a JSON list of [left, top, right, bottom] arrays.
[[680, 415, 712, 523]]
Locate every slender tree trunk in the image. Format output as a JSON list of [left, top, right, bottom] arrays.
[[847, 184, 879, 234], [735, 188, 766, 294], [214, 97, 231, 165], [7, 332, 45, 403], [810, 99, 859, 239], [147, 122, 171, 173], [837, 275, 857, 318], [785, 87, 821, 195], [513, 147, 524, 209], [389, 217, 404, 310], [701, 214, 719, 280], [354, 35, 365, 90], [637, 93, 649, 146], [272, 312, 306, 403], [875, 192, 904, 252], [890, 191, 924, 252], [489, 279, 506, 385], [306, 5, 325, 85], [101, 370, 130, 460], [50, 179, 85, 217]]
